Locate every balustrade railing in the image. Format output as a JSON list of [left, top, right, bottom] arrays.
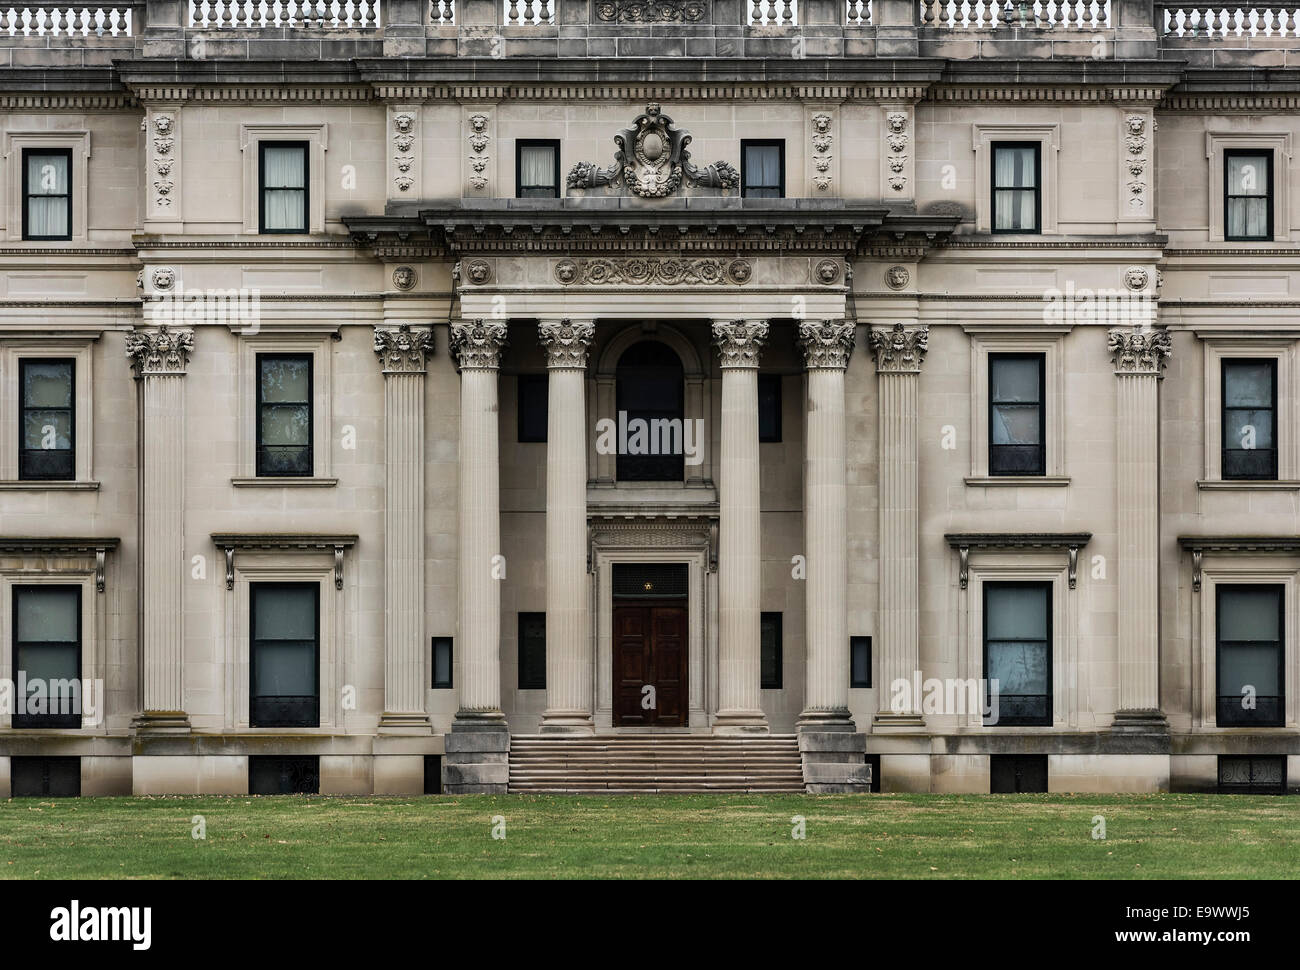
[[750, 0, 796, 25], [1161, 5, 1300, 35], [429, 0, 452, 22], [0, 5, 134, 33], [188, 0, 381, 27], [846, 0, 871, 23], [504, 0, 552, 24], [921, 0, 1110, 27]]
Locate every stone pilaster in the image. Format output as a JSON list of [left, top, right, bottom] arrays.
[[126, 325, 194, 732], [537, 320, 596, 734], [375, 325, 435, 732], [712, 320, 769, 734], [1108, 325, 1171, 732], [445, 320, 510, 793], [869, 323, 928, 728]]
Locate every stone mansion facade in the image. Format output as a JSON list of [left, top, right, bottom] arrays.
[[0, 0, 1298, 796]]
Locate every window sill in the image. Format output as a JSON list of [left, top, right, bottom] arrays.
[[1197, 480, 1300, 491], [0, 480, 99, 490], [964, 476, 1069, 488], [231, 477, 337, 488]]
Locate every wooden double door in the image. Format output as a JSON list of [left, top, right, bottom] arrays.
[[612, 600, 687, 726]]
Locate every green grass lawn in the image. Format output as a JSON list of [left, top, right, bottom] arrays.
[[0, 793, 1296, 879]]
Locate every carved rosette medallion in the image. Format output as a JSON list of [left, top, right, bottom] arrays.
[[798, 320, 856, 370], [151, 268, 176, 291], [464, 260, 492, 285], [885, 265, 910, 290], [392, 265, 417, 290], [814, 258, 842, 285], [1107, 326, 1171, 376], [538, 320, 596, 370], [374, 325, 434, 374], [868, 323, 928, 373], [450, 320, 509, 371], [712, 320, 768, 369], [126, 325, 195, 376], [1123, 267, 1149, 291]]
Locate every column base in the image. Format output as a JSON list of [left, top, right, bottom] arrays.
[[539, 711, 595, 735], [131, 712, 191, 734], [442, 714, 510, 794], [872, 711, 927, 731], [798, 709, 857, 732], [1111, 709, 1170, 735], [712, 711, 770, 735], [377, 712, 432, 734], [797, 722, 872, 793]]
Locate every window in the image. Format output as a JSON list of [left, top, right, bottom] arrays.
[[22, 148, 71, 241], [991, 143, 1040, 233], [424, 754, 442, 795], [10, 757, 79, 797], [518, 612, 546, 690], [758, 374, 781, 443], [431, 636, 453, 689], [517, 140, 561, 199], [19, 359, 74, 481], [256, 354, 312, 477], [1218, 755, 1286, 794], [259, 141, 308, 233], [984, 582, 1051, 726], [1222, 359, 1278, 481], [990, 754, 1048, 793], [741, 140, 784, 198], [760, 612, 782, 689], [989, 354, 1045, 477], [616, 341, 685, 482], [518, 374, 548, 443], [249, 583, 319, 728], [12, 585, 81, 728], [1225, 149, 1273, 241], [249, 755, 319, 795], [1216, 585, 1284, 728], [850, 635, 871, 688]]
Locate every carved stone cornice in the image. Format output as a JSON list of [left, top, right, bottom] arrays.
[[374, 325, 434, 374], [712, 320, 768, 369], [450, 320, 509, 371], [945, 532, 1092, 590], [1108, 326, 1171, 375], [869, 323, 928, 374], [798, 320, 856, 370], [538, 320, 595, 370], [126, 325, 194, 376]]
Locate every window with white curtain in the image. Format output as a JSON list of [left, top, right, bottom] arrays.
[[259, 142, 308, 233], [992, 143, 1040, 233], [1225, 149, 1272, 241], [517, 140, 560, 198], [23, 148, 71, 241], [741, 141, 784, 198]]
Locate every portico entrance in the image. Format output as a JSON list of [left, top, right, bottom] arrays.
[[612, 563, 688, 726]]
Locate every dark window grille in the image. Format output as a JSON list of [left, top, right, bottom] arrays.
[[517, 374, 549, 442], [518, 612, 546, 690], [760, 612, 782, 689], [989, 353, 1045, 476], [1216, 584, 1284, 728], [249, 583, 319, 728], [615, 341, 685, 482], [850, 636, 872, 688], [612, 563, 688, 599], [984, 582, 1052, 726], [11, 756, 80, 797], [1218, 756, 1286, 794], [1222, 358, 1278, 480], [424, 755, 443, 795], [1224, 149, 1273, 242], [741, 140, 784, 198], [991, 142, 1041, 233], [19, 358, 75, 481], [22, 147, 72, 241], [12, 585, 81, 728], [990, 754, 1048, 793], [431, 637, 453, 689], [758, 373, 782, 443], [249, 755, 319, 795], [516, 140, 561, 198], [259, 141, 308, 234], [256, 353, 313, 477]]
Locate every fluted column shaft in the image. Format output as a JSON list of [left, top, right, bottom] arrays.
[[712, 320, 769, 733], [126, 326, 195, 729], [869, 324, 929, 725], [451, 321, 509, 719], [798, 321, 856, 722], [375, 326, 435, 729], [538, 320, 595, 733]]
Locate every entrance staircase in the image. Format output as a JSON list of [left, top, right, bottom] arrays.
[[508, 734, 806, 793]]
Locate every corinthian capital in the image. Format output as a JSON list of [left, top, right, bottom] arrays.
[[374, 325, 434, 374], [868, 323, 928, 374], [538, 319, 595, 369], [1108, 326, 1171, 376], [125, 325, 194, 376], [798, 319, 856, 370], [450, 320, 509, 371], [712, 319, 768, 369]]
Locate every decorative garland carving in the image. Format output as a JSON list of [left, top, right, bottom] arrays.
[[595, 0, 706, 21], [393, 111, 416, 194], [1107, 326, 1171, 375], [467, 113, 490, 192], [712, 320, 768, 368], [869, 322, 928, 373], [810, 112, 833, 192], [538, 319, 596, 369], [885, 111, 909, 193], [150, 112, 176, 211], [798, 320, 855, 370], [126, 325, 195, 376], [553, 256, 749, 286], [1123, 114, 1149, 215], [450, 320, 509, 370], [374, 325, 434, 373]]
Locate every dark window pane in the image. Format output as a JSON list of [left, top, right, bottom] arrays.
[[432, 637, 453, 689], [13, 586, 81, 728], [850, 636, 871, 688], [616, 341, 685, 482], [257, 355, 312, 476], [760, 612, 782, 689], [1222, 359, 1277, 480], [984, 583, 1051, 726], [249, 756, 319, 795], [990, 755, 1047, 794], [1217, 585, 1283, 727], [989, 355, 1044, 475], [250, 584, 319, 728], [518, 374, 549, 442], [11, 757, 80, 797], [518, 612, 546, 690], [19, 359, 74, 481], [758, 374, 781, 443], [424, 755, 443, 794]]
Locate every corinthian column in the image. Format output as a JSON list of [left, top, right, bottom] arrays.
[[712, 320, 769, 734], [444, 320, 510, 794], [869, 323, 928, 728], [798, 320, 856, 728], [537, 320, 595, 734], [374, 325, 435, 732], [1108, 325, 1172, 730], [126, 325, 195, 732]]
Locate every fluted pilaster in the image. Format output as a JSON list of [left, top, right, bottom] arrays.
[[538, 319, 595, 733], [712, 320, 769, 733]]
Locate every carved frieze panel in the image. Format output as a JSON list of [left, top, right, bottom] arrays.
[[391, 107, 419, 196], [466, 111, 491, 194], [809, 110, 834, 193], [595, 0, 707, 21], [1119, 109, 1153, 223], [553, 256, 751, 286], [145, 106, 182, 224]]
